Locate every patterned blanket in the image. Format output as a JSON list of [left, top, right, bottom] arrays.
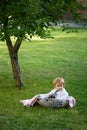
[[20, 95, 76, 108]]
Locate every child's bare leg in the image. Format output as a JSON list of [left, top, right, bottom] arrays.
[[20, 95, 40, 107]]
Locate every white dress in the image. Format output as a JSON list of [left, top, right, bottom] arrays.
[[38, 87, 69, 100]]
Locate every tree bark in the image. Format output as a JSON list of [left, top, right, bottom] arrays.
[[6, 37, 23, 88], [10, 51, 23, 88]]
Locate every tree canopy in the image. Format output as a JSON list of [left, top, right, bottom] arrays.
[[0, 0, 84, 40]]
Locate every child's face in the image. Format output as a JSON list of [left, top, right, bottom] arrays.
[[54, 83, 63, 91]]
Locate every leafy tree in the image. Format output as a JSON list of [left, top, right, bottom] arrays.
[[0, 0, 84, 88]]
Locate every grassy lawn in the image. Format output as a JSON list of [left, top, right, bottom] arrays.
[[0, 27, 87, 130]]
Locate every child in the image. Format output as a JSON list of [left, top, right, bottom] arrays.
[[20, 77, 76, 108]]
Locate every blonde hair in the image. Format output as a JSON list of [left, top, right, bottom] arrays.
[[53, 77, 65, 87]]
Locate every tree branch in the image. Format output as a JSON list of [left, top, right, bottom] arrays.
[[3, 17, 13, 49], [14, 37, 23, 54]]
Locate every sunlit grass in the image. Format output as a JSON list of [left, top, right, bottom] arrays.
[[0, 27, 87, 130]]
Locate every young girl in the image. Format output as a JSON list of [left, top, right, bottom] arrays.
[[20, 77, 76, 108]]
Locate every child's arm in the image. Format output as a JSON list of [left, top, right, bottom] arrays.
[[47, 88, 57, 97]]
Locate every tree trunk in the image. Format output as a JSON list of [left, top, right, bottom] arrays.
[[3, 17, 23, 88], [6, 38, 23, 89], [9, 48, 23, 88], [5, 35, 23, 88]]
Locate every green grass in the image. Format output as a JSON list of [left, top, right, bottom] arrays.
[[0, 27, 87, 130]]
